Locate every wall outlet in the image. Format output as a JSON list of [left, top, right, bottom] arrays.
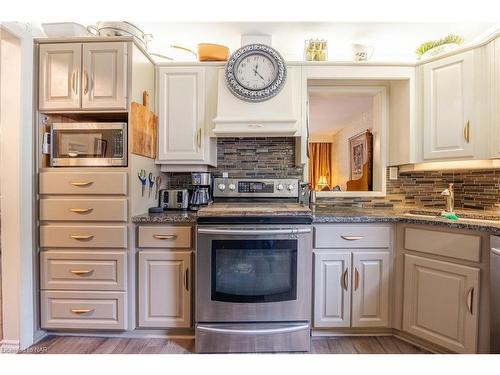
[[222, 172, 229, 178], [389, 166, 399, 180]]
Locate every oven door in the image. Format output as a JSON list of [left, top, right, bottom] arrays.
[[196, 225, 312, 322]]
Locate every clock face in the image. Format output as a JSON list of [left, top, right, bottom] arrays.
[[234, 53, 277, 90], [225, 44, 287, 102]]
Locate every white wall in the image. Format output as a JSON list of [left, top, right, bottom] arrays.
[[0, 23, 35, 351], [332, 110, 373, 190]]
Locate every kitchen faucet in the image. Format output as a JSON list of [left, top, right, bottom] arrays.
[[441, 183, 455, 213]]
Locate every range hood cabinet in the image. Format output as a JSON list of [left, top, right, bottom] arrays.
[[212, 66, 301, 137]]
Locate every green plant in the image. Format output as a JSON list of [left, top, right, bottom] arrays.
[[415, 34, 464, 56]]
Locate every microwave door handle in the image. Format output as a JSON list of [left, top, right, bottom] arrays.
[[197, 228, 312, 235]]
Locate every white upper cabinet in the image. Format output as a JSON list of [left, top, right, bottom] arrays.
[[157, 67, 205, 161], [491, 37, 500, 158], [423, 51, 475, 160], [38, 42, 128, 111], [82, 42, 127, 110], [39, 43, 82, 110], [157, 66, 217, 168]]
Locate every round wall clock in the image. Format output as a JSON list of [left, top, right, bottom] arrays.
[[224, 44, 287, 102]]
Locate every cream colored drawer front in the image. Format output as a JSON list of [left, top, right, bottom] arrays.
[[40, 198, 128, 222], [314, 225, 391, 248], [41, 290, 126, 330], [138, 226, 192, 248], [404, 227, 481, 262], [41, 251, 126, 291], [39, 172, 127, 195], [40, 225, 127, 248]]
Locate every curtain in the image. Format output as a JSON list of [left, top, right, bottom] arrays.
[[308, 142, 333, 191]]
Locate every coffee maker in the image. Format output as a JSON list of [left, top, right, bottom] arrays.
[[190, 172, 212, 211]]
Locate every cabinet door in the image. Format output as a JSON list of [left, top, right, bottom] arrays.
[[313, 252, 351, 327], [138, 251, 191, 328], [492, 37, 500, 158], [423, 51, 474, 159], [39, 43, 81, 110], [82, 42, 127, 110], [352, 251, 390, 328], [157, 67, 205, 161], [402, 254, 479, 353]]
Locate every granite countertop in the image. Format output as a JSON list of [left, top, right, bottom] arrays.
[[131, 205, 500, 235], [132, 210, 197, 224], [312, 205, 500, 235]]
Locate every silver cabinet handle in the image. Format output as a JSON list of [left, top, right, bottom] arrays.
[[341, 236, 364, 241], [491, 248, 500, 256], [71, 234, 94, 241], [354, 267, 360, 291], [153, 234, 178, 240], [342, 269, 349, 291], [70, 208, 93, 214], [71, 308, 94, 314], [184, 267, 189, 292], [197, 228, 312, 235], [466, 287, 474, 315], [197, 324, 309, 335], [70, 181, 93, 187]]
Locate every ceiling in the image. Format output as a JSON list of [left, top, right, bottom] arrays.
[[134, 22, 496, 62], [309, 91, 374, 137]]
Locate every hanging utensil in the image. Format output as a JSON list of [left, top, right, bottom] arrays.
[[138, 169, 147, 197]]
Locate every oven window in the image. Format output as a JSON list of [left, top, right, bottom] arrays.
[[53, 129, 123, 159], [211, 240, 297, 303]]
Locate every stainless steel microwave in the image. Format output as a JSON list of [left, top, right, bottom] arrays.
[[50, 123, 127, 167]]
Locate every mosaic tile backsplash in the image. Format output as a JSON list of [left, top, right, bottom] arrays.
[[165, 137, 304, 188], [165, 137, 499, 211], [319, 168, 500, 211]]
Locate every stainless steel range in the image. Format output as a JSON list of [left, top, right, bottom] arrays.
[[196, 178, 313, 353]]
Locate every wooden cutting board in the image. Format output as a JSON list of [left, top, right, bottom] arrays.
[[131, 91, 158, 159]]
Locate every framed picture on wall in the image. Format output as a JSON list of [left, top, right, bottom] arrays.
[[348, 130, 373, 188]]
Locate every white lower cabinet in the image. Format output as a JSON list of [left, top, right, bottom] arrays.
[[352, 252, 390, 327], [138, 250, 192, 328], [314, 252, 351, 327], [402, 254, 479, 353], [314, 250, 390, 328]]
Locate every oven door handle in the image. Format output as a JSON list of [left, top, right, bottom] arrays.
[[196, 324, 310, 335], [197, 228, 311, 235]]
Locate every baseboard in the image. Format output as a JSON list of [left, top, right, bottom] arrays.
[[0, 339, 20, 354], [45, 329, 195, 340], [312, 328, 393, 337]]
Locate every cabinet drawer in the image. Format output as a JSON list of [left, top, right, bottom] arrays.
[[314, 225, 391, 248], [404, 227, 481, 262], [41, 290, 126, 330], [138, 226, 192, 248], [41, 250, 126, 291], [39, 172, 127, 195], [40, 225, 127, 248], [40, 198, 127, 222]]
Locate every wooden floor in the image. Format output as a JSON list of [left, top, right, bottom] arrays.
[[22, 335, 429, 354]]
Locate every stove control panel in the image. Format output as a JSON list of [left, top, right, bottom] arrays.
[[213, 178, 299, 198]]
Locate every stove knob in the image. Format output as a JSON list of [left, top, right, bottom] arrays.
[[287, 184, 295, 191], [229, 183, 236, 191], [277, 183, 284, 191], [218, 183, 226, 191]]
